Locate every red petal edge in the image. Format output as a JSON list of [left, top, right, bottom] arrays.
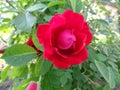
[[67, 48, 88, 65], [36, 24, 49, 45]]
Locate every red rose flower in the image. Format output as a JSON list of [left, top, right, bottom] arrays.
[[37, 10, 92, 68], [27, 37, 40, 53], [26, 82, 38, 90]]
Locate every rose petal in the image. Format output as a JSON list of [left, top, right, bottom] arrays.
[[74, 33, 87, 54], [43, 50, 71, 68], [86, 32, 92, 46], [62, 10, 84, 31], [54, 48, 74, 58], [68, 48, 88, 65], [49, 14, 66, 30], [57, 29, 76, 50], [37, 24, 53, 54], [62, 10, 73, 19], [37, 24, 49, 44], [82, 22, 92, 46], [53, 59, 71, 68]]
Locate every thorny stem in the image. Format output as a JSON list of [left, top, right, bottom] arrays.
[[37, 51, 43, 56]]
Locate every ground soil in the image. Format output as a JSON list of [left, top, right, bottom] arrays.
[[0, 79, 13, 90]]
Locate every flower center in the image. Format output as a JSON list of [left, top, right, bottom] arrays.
[[57, 29, 76, 50]]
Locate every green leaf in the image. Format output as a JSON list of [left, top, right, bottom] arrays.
[[26, 4, 47, 12], [0, 24, 9, 32], [60, 75, 67, 85], [38, 76, 42, 90], [35, 57, 42, 76], [89, 9, 96, 14], [32, 29, 43, 51], [30, 63, 36, 76], [48, 1, 65, 7], [110, 67, 120, 85], [44, 15, 52, 22], [102, 0, 110, 2], [75, 0, 83, 12], [88, 48, 97, 61], [115, 2, 120, 9], [13, 12, 36, 33], [1, 66, 10, 82], [39, 59, 52, 75], [35, 57, 52, 77], [90, 63, 97, 71], [108, 61, 118, 71], [70, 0, 76, 11], [10, 65, 28, 80], [103, 84, 111, 90], [2, 18, 11, 22], [96, 19, 109, 26], [2, 44, 37, 66], [70, 0, 83, 12], [96, 53, 106, 61], [65, 72, 72, 80], [95, 60, 109, 83], [17, 78, 31, 90], [40, 69, 61, 90], [108, 67, 115, 88]]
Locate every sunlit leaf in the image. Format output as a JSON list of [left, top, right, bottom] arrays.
[[1, 66, 10, 82], [10, 65, 28, 80], [48, 1, 65, 7], [26, 4, 47, 12]]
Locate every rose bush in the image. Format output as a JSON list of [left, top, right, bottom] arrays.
[[1, 0, 120, 90], [37, 10, 92, 68]]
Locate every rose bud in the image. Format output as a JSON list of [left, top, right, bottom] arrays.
[[26, 82, 38, 90], [27, 37, 41, 53]]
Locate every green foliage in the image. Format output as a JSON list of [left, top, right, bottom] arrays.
[[1, 66, 10, 82], [0, 0, 120, 90], [39, 58, 52, 75], [32, 29, 44, 51], [26, 4, 47, 12], [40, 68, 72, 90], [95, 61, 117, 88], [2, 44, 37, 66], [70, 0, 83, 12], [48, 1, 65, 7], [10, 65, 28, 80], [13, 12, 36, 33], [95, 61, 109, 83]]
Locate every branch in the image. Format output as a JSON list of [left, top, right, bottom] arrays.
[[5, 0, 16, 9], [0, 36, 6, 43], [100, 1, 118, 10]]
